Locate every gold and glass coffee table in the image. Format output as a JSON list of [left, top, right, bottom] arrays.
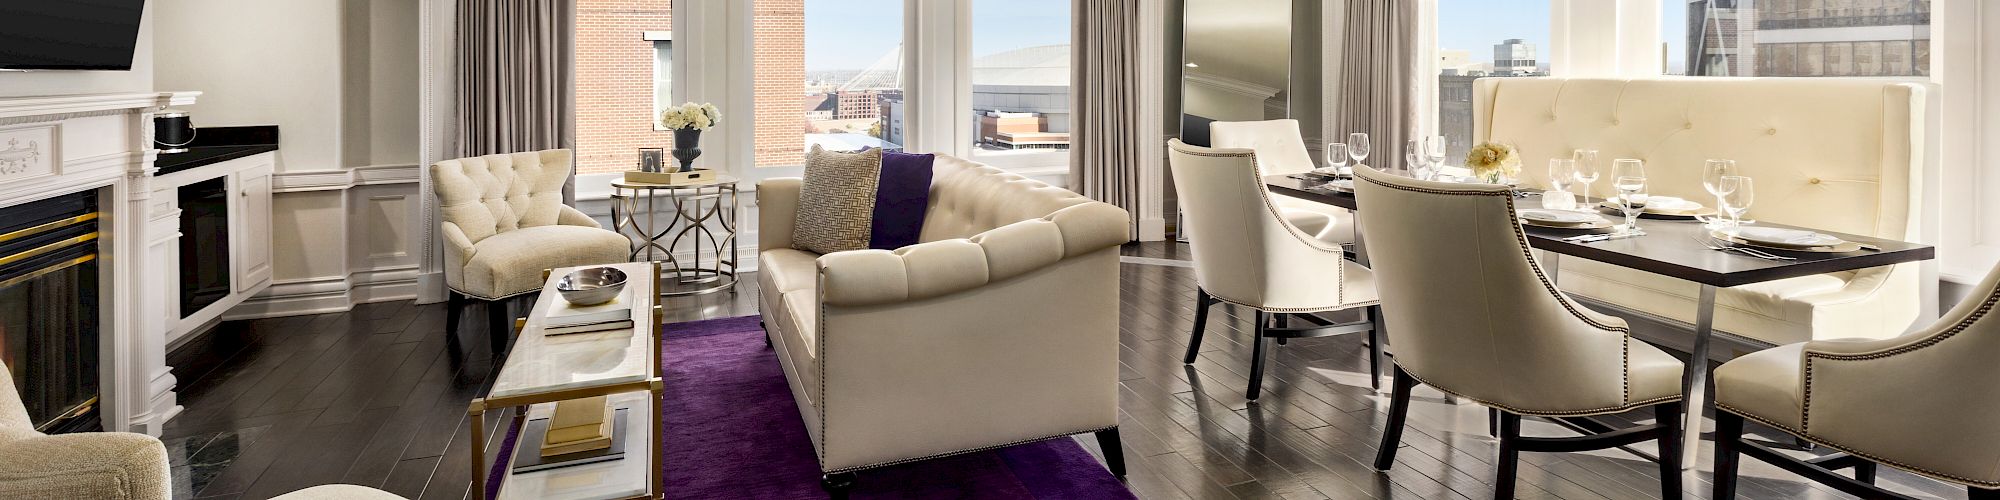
[[468, 261, 662, 500], [610, 176, 740, 296]]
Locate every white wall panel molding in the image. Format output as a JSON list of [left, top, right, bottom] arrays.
[[271, 164, 422, 192]]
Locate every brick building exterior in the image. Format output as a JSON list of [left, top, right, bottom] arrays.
[[575, 0, 673, 174], [753, 0, 806, 167], [574, 0, 807, 174]]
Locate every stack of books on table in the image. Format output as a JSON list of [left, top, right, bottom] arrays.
[[543, 288, 636, 335]]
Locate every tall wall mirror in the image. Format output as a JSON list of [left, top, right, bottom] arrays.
[[1176, 0, 1322, 164]]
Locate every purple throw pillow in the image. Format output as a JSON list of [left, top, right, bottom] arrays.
[[869, 151, 934, 250]]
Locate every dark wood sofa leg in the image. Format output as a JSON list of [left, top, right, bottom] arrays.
[[821, 472, 856, 499], [1095, 427, 1127, 477]]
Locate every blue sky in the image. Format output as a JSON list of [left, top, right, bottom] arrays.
[[1440, 0, 1688, 73], [804, 0, 1070, 71]]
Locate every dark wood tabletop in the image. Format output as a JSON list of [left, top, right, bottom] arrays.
[[1266, 174, 1936, 288]]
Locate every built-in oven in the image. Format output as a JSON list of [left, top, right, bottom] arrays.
[[179, 177, 231, 317]]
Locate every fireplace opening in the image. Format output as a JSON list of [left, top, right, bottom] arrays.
[[0, 190, 102, 433]]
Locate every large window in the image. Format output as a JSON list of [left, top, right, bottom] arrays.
[[1667, 0, 1931, 77], [1434, 0, 1552, 166], [969, 0, 1071, 168], [752, 0, 905, 167]]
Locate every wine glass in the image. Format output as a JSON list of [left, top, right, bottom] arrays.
[[1422, 135, 1447, 171], [1347, 132, 1371, 168], [1571, 149, 1601, 200], [1321, 142, 1349, 175], [1404, 139, 1425, 178], [1614, 175, 1649, 234], [1545, 159, 1576, 210], [1702, 159, 1737, 213], [1719, 175, 1754, 234], [1611, 158, 1646, 181]]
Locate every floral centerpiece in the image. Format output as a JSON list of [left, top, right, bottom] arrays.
[[1464, 142, 1521, 184], [659, 102, 722, 172]]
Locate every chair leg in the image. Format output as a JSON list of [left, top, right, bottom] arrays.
[[1246, 311, 1270, 401], [1184, 288, 1213, 364], [1712, 411, 1745, 500], [1854, 461, 1877, 484], [1094, 427, 1127, 477], [446, 292, 466, 336], [1373, 365, 1416, 471], [1488, 407, 1500, 437], [821, 472, 856, 500], [1972, 486, 2000, 500], [1366, 305, 1385, 390], [1655, 400, 1684, 500], [1275, 314, 1289, 345], [486, 297, 510, 355], [1495, 411, 1523, 500]]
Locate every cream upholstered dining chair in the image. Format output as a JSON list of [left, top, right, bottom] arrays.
[[431, 149, 629, 351], [1208, 119, 1354, 245], [1349, 166, 1686, 499], [1710, 263, 2000, 500], [1166, 139, 1382, 400]]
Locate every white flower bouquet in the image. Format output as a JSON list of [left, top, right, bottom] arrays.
[[660, 102, 721, 131]]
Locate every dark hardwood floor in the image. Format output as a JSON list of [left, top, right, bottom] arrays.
[[159, 242, 1968, 499]]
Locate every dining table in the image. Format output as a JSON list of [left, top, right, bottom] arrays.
[[1265, 173, 1938, 468]]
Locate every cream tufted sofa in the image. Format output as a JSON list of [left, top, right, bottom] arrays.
[[756, 155, 1131, 495], [1479, 77, 1930, 346], [431, 149, 630, 350]]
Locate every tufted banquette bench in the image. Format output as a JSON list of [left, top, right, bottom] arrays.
[[1477, 77, 1930, 347]]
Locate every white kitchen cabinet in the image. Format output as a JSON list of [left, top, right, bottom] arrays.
[[230, 161, 273, 293]]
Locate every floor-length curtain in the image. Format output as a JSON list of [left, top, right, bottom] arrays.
[[455, 0, 577, 201], [1070, 0, 1143, 238], [1334, 0, 1416, 173]]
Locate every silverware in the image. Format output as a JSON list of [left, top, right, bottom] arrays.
[[1690, 235, 1796, 261], [1566, 231, 1645, 244]]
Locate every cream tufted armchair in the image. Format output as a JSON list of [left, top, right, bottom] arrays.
[[1710, 262, 2000, 500], [1478, 78, 1930, 348], [1209, 119, 1354, 245], [1165, 140, 1382, 399], [1351, 166, 1686, 500], [756, 155, 1130, 497], [431, 149, 629, 351], [0, 366, 170, 499]]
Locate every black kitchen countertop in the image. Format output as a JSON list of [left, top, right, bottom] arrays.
[[155, 125, 279, 176]]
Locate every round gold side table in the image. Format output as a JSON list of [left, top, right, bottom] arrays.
[[609, 175, 740, 296]]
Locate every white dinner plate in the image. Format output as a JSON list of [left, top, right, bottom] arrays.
[[1730, 227, 1846, 249], [1518, 209, 1602, 226]]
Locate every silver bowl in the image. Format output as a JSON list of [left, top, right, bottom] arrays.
[[555, 267, 629, 306]]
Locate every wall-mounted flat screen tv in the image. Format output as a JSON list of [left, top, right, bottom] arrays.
[[0, 0, 148, 71]]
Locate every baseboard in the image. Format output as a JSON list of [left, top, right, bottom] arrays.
[[222, 265, 423, 320]]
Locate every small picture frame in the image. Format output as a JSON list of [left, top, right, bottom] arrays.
[[638, 148, 666, 173]]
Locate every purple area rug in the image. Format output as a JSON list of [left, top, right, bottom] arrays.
[[483, 315, 1134, 499], [660, 315, 1136, 499]]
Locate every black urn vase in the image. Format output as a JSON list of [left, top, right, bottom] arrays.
[[671, 128, 703, 172]]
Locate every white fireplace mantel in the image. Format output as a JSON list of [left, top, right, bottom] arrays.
[[0, 91, 201, 436]]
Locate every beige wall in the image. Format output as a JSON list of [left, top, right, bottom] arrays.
[[0, 3, 155, 97], [152, 0, 423, 315]]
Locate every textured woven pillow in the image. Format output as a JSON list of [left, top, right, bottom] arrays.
[[792, 145, 883, 254]]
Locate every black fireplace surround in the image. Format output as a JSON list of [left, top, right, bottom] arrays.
[[0, 190, 102, 433]]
